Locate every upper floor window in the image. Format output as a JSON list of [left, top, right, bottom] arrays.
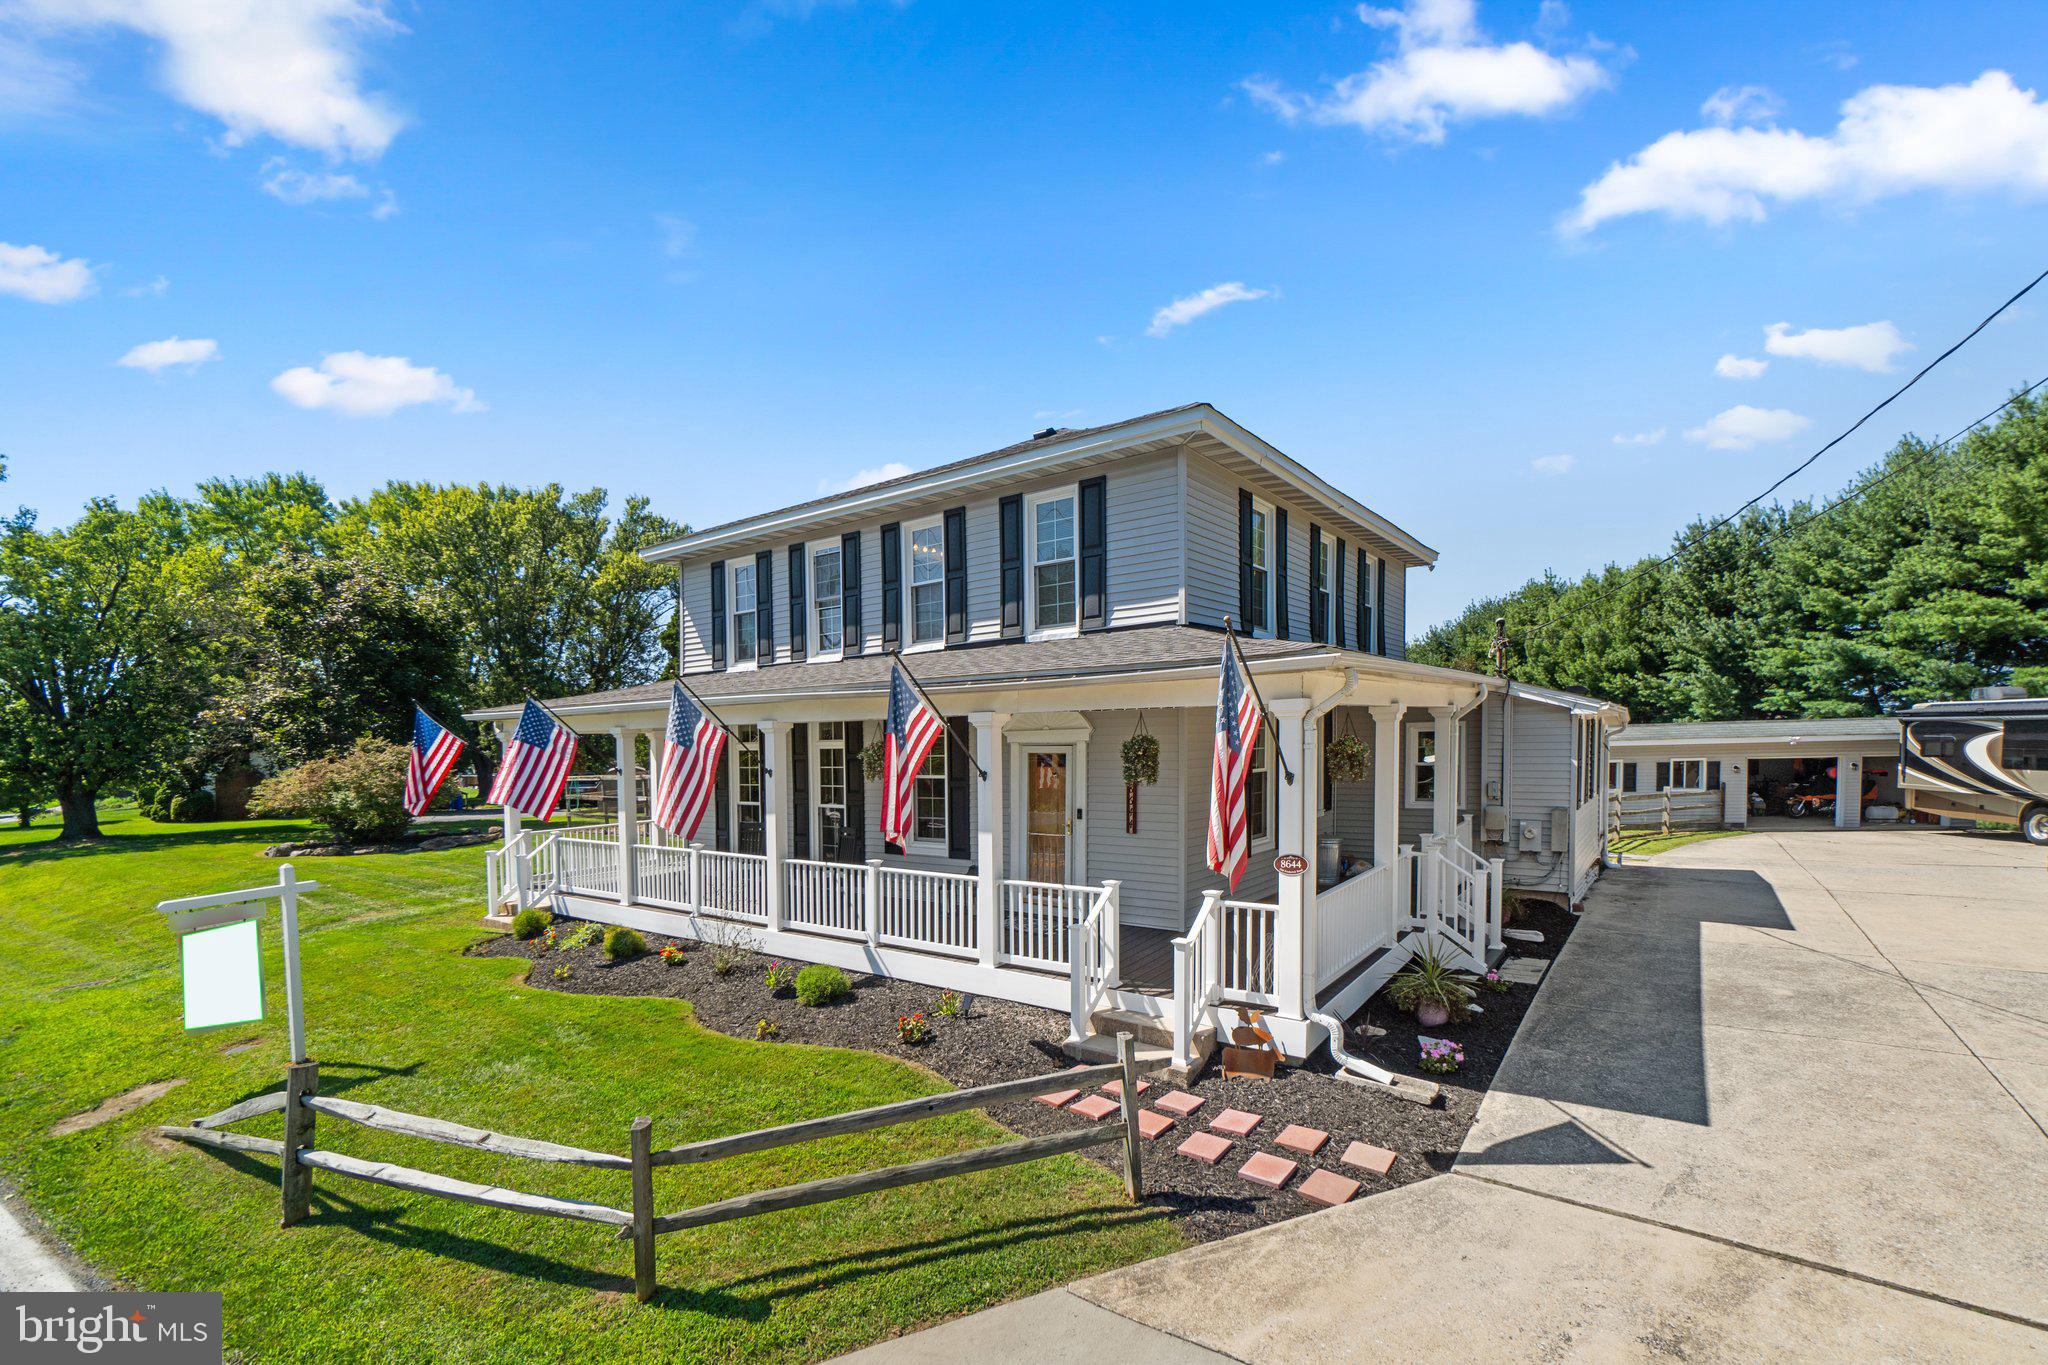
[[810, 541, 842, 659], [906, 517, 945, 648], [1028, 489, 1078, 637], [730, 559, 758, 669], [1311, 535, 1330, 639], [1361, 551, 1376, 647], [1248, 498, 1274, 636]]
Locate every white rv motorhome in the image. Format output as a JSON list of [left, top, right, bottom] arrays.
[[1899, 687, 2048, 844]]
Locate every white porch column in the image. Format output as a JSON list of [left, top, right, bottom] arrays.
[[1369, 704, 1403, 868], [761, 719, 788, 931], [971, 711, 1009, 969], [1429, 705, 1461, 842], [611, 727, 637, 906], [1271, 696, 1312, 1023]]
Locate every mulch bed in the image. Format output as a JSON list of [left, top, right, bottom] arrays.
[[266, 827, 499, 858], [469, 901, 1576, 1244]]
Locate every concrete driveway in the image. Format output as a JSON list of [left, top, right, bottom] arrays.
[[851, 827, 2048, 1361]]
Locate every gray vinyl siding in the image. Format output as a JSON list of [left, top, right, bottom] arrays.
[[1100, 453, 1184, 630], [1324, 706, 1375, 862], [680, 562, 713, 673], [1501, 697, 1575, 892], [1382, 561, 1408, 659], [1085, 709, 1184, 929], [1183, 452, 1240, 627], [1182, 708, 1280, 910]]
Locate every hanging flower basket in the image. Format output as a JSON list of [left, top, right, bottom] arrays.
[[858, 740, 886, 782], [1121, 732, 1160, 786], [1327, 732, 1369, 783]]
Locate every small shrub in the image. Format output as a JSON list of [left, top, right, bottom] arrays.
[[896, 1011, 931, 1045], [764, 959, 794, 993], [794, 964, 850, 1007], [166, 789, 216, 823], [552, 964, 572, 981], [697, 916, 759, 977], [1387, 937, 1478, 1022], [659, 943, 685, 966], [1418, 1037, 1464, 1074], [755, 1018, 781, 1041], [603, 926, 646, 961], [512, 908, 553, 941], [248, 738, 413, 843], [932, 989, 963, 1018]]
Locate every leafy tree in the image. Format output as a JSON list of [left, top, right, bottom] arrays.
[[0, 499, 200, 840], [0, 699, 48, 828]]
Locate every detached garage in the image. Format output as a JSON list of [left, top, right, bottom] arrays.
[[1608, 716, 1905, 830]]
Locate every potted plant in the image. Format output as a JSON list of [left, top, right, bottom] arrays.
[[1387, 937, 1478, 1028], [1326, 731, 1369, 784], [1121, 727, 1160, 786], [858, 740, 886, 782]]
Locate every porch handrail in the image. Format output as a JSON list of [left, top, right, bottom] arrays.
[[999, 879, 1100, 970], [1065, 881, 1122, 1046], [1216, 898, 1278, 1005], [876, 865, 979, 958], [1168, 891, 1224, 1071], [1419, 837, 1487, 972]]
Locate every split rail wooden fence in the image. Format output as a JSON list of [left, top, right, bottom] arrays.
[[162, 1035, 1154, 1302]]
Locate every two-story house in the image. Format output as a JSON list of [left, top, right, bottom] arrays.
[[473, 403, 1625, 1066]]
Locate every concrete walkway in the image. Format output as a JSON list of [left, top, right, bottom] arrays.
[[0, 1187, 82, 1292], [846, 827, 2048, 1361]]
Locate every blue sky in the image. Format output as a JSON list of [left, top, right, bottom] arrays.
[[4, 0, 2047, 629]]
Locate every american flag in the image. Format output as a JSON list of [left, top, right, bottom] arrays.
[[652, 682, 726, 840], [487, 698, 578, 821], [404, 704, 466, 816], [1205, 639, 1263, 890], [880, 663, 945, 848]]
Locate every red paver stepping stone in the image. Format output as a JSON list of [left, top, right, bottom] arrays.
[[1153, 1090, 1205, 1117], [1275, 1124, 1329, 1155], [1035, 1086, 1083, 1108], [1237, 1151, 1297, 1189], [1100, 1078, 1151, 1098], [1067, 1094, 1120, 1121], [1136, 1109, 1175, 1140], [1177, 1131, 1234, 1165], [1209, 1108, 1262, 1137], [1298, 1169, 1360, 1207], [1339, 1140, 1397, 1175]]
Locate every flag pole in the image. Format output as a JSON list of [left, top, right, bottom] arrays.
[[1223, 618, 1295, 784], [528, 694, 583, 737], [672, 674, 762, 766], [891, 653, 988, 780]]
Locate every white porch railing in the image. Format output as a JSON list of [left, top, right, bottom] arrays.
[[1218, 898, 1278, 1005], [1416, 835, 1492, 972], [634, 841, 692, 909], [1000, 880, 1100, 971], [697, 849, 769, 922], [1065, 882, 1122, 1044], [782, 859, 868, 940], [1316, 852, 1408, 990], [556, 835, 621, 898], [877, 866, 979, 958], [1169, 892, 1222, 1069]]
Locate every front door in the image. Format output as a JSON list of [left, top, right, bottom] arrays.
[[1022, 747, 1071, 884]]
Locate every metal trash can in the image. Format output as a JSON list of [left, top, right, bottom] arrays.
[[1318, 837, 1343, 885]]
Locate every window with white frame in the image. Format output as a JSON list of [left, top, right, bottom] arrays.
[[1246, 726, 1274, 848], [1248, 498, 1274, 635], [1361, 551, 1375, 646], [1311, 535, 1330, 639], [729, 558, 758, 668], [906, 517, 945, 648], [809, 541, 842, 659], [1405, 721, 1436, 808], [734, 726, 762, 851], [1656, 758, 1707, 791], [913, 739, 947, 845], [1028, 489, 1078, 636], [815, 721, 847, 852]]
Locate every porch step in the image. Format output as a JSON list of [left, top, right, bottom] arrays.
[[1068, 1009, 1217, 1083]]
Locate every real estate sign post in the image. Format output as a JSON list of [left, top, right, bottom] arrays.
[[158, 864, 317, 1063]]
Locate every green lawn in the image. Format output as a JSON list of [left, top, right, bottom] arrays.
[[1608, 827, 1750, 858], [0, 809, 1179, 1362]]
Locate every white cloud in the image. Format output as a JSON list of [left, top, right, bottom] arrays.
[[1567, 70, 2048, 233], [0, 30, 78, 114], [1763, 319, 1910, 372], [116, 335, 216, 372], [270, 351, 479, 417], [13, 0, 406, 159], [1244, 0, 1608, 145], [817, 461, 913, 495], [262, 163, 366, 203], [1715, 353, 1767, 380], [1146, 281, 1272, 337], [0, 240, 95, 302], [1612, 427, 1665, 445], [1684, 405, 1809, 451], [123, 274, 169, 297], [1701, 84, 1781, 125], [1530, 452, 1576, 476], [1259, 149, 1286, 166]]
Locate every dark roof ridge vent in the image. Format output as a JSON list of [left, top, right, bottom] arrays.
[[1032, 426, 1061, 440]]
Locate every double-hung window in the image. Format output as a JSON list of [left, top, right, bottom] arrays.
[[1245, 727, 1274, 849], [1406, 722, 1436, 808], [810, 541, 842, 659], [734, 726, 763, 852], [1657, 758, 1706, 791], [1311, 535, 1331, 641], [913, 739, 947, 845], [729, 559, 758, 669], [906, 517, 945, 649], [1248, 498, 1274, 636], [1028, 488, 1078, 638], [815, 721, 848, 853]]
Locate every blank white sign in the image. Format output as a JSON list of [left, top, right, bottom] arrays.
[[181, 918, 265, 1031]]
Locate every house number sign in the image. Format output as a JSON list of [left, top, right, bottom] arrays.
[[1273, 853, 1309, 877]]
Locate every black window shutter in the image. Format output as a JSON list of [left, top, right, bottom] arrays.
[[1354, 549, 1368, 655], [841, 720, 865, 861], [1623, 762, 1638, 793], [754, 549, 774, 665], [787, 545, 807, 660], [1656, 761, 1671, 790], [945, 717, 970, 860], [879, 522, 901, 651], [1079, 475, 1107, 632], [1237, 490, 1253, 629], [1334, 538, 1346, 648], [943, 506, 967, 645], [1275, 509, 1290, 638], [791, 722, 810, 858], [999, 494, 1024, 639], [840, 531, 862, 656], [709, 561, 727, 671], [1374, 557, 1387, 655], [713, 748, 731, 851], [1309, 524, 1326, 643]]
